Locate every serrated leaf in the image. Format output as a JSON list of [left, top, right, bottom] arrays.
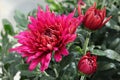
[[2, 19, 14, 35], [14, 10, 28, 28]]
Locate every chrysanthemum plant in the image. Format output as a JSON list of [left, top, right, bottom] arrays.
[[0, 0, 120, 80]]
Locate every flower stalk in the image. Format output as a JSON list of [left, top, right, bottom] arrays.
[[83, 31, 91, 55]]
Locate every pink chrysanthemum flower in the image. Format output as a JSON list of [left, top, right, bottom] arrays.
[[10, 6, 83, 72]]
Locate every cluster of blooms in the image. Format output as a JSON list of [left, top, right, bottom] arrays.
[[10, 1, 111, 75]]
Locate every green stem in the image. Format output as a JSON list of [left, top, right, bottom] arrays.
[[54, 68, 58, 78], [83, 31, 91, 55], [43, 71, 50, 77], [80, 75, 86, 80]]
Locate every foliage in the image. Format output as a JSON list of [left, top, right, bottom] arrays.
[[0, 0, 120, 80]]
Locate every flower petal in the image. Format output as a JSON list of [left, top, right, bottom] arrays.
[[40, 53, 52, 72], [29, 58, 40, 71], [54, 51, 62, 62], [61, 48, 69, 56], [64, 34, 77, 44], [26, 52, 42, 63]]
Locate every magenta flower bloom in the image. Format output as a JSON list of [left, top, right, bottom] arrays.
[[10, 6, 83, 72]]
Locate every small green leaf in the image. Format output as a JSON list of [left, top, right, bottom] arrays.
[[2, 19, 14, 35], [74, 46, 83, 54]]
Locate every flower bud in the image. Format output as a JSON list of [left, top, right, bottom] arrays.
[[78, 52, 97, 75], [83, 3, 112, 30]]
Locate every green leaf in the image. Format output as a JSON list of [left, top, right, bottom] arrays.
[[16, 64, 29, 71], [92, 49, 120, 62], [1, 31, 10, 57], [92, 49, 106, 56], [76, 34, 85, 47], [3, 53, 21, 65], [46, 0, 54, 3], [115, 43, 120, 53], [99, 63, 116, 71], [109, 38, 120, 50], [14, 10, 28, 28], [2, 19, 14, 35], [74, 46, 83, 54], [20, 70, 37, 77], [1, 31, 9, 46], [104, 49, 120, 62]]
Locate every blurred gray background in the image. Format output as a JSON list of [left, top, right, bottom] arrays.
[[0, 0, 47, 31]]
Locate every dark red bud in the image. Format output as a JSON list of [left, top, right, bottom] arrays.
[[78, 52, 97, 75], [83, 2, 112, 30]]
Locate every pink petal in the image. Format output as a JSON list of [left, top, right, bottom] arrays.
[[46, 5, 50, 12], [29, 58, 40, 71], [54, 51, 62, 62], [21, 53, 33, 57], [78, 5, 82, 16], [26, 52, 42, 63], [61, 48, 69, 56], [64, 34, 77, 44], [40, 53, 52, 72], [28, 24, 35, 31], [29, 16, 36, 23]]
